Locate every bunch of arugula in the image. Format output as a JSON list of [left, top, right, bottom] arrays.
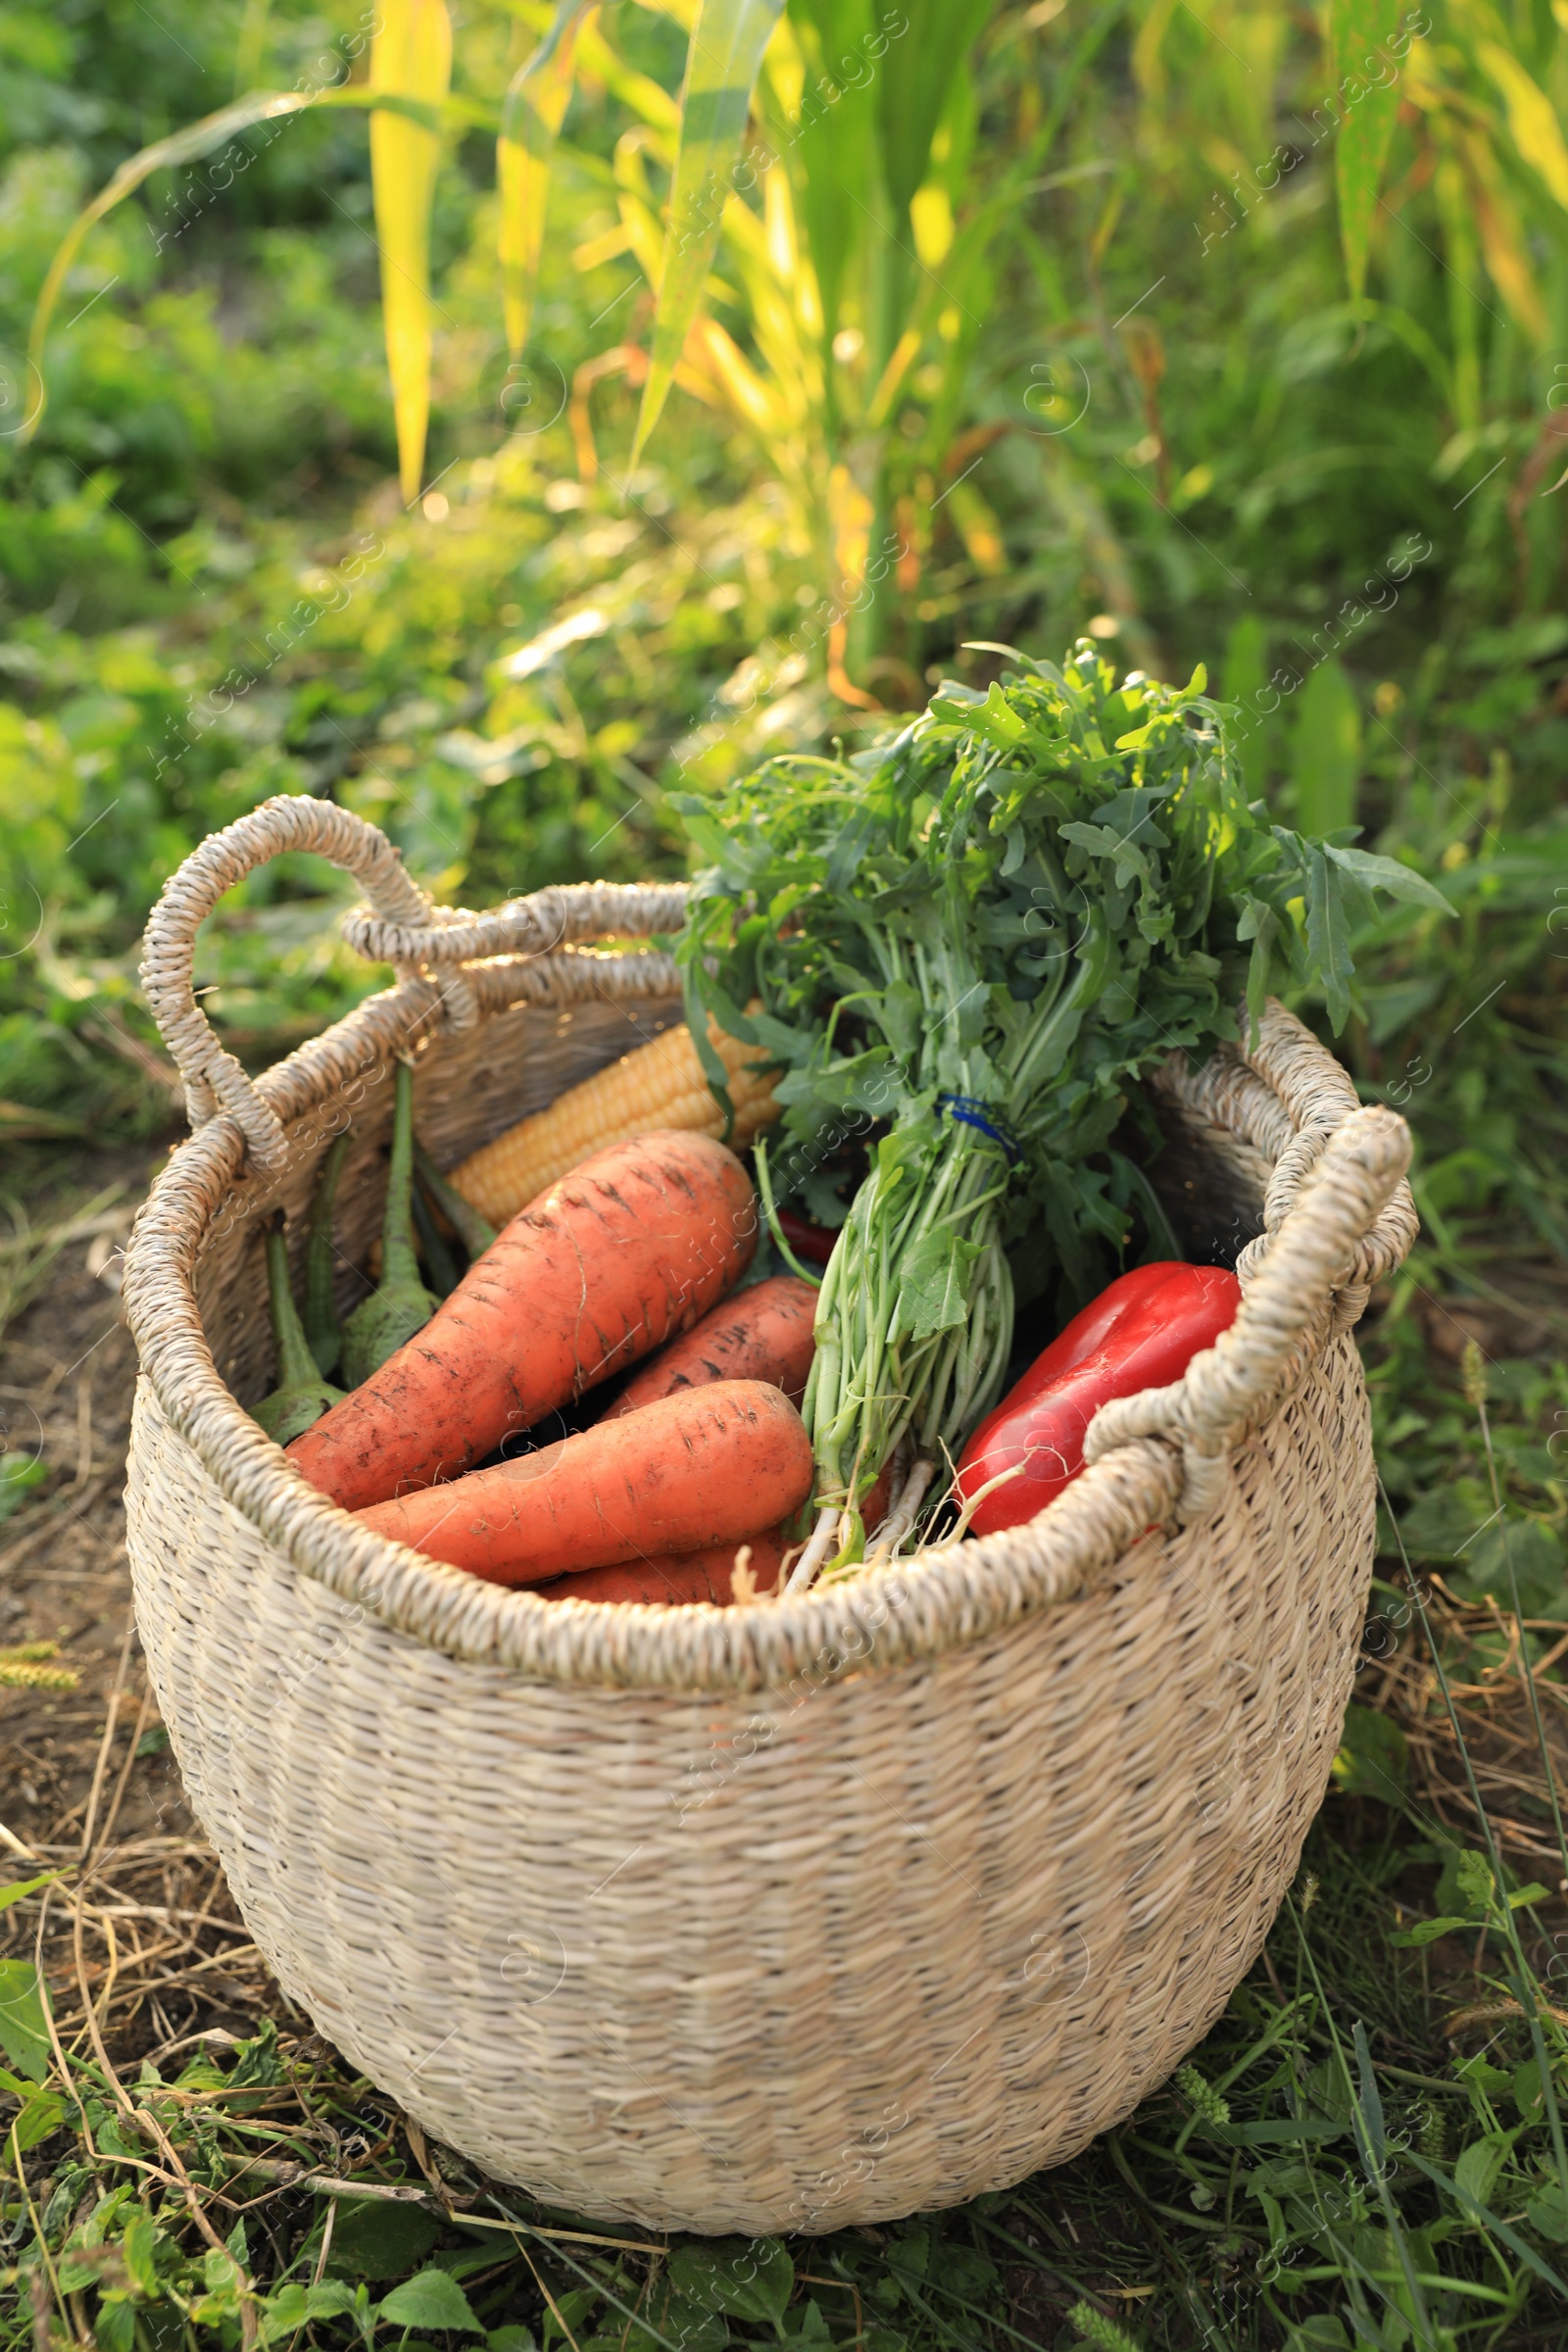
[[674, 641, 1448, 1568]]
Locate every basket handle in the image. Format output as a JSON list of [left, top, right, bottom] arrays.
[[140, 793, 692, 1176], [1082, 1099, 1412, 1522]]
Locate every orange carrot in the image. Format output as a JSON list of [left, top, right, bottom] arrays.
[[534, 1461, 896, 1609], [352, 1380, 813, 1585], [604, 1274, 817, 1420], [534, 1531, 790, 1607], [288, 1131, 757, 1511]]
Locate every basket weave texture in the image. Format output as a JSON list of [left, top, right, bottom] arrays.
[[122, 799, 1416, 2234]]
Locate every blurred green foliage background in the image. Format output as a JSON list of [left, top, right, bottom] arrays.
[[0, 0, 1562, 1317]]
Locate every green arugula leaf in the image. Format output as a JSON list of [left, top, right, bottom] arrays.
[[1303, 844, 1355, 1032], [898, 1231, 985, 1343], [1323, 842, 1455, 913]]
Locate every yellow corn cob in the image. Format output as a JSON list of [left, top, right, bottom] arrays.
[[450, 1012, 782, 1227]]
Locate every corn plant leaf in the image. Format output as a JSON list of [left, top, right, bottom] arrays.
[[371, 0, 455, 502], [24, 83, 477, 441], [498, 0, 597, 356], [234, 0, 273, 95], [876, 0, 993, 217], [577, 15, 681, 137], [1456, 121, 1548, 337], [1330, 0, 1406, 299], [778, 0, 878, 349], [1476, 39, 1568, 210], [631, 0, 787, 464]]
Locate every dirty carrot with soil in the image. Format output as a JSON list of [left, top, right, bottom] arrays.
[[605, 1274, 817, 1419], [286, 1131, 757, 1511], [352, 1380, 812, 1584]]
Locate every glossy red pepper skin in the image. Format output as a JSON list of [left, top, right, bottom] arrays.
[[776, 1207, 839, 1267], [954, 1261, 1242, 1538]]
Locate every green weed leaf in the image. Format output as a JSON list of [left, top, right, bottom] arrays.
[[1453, 2129, 1514, 2211], [668, 2238, 794, 2327], [1527, 2177, 1568, 2242], [378, 2267, 484, 2334], [263, 2282, 360, 2341], [0, 1453, 48, 1524], [322, 2194, 441, 2280], [0, 1871, 61, 1913], [1454, 1851, 1494, 1914], [1332, 1703, 1408, 1799], [1389, 1915, 1472, 1948], [1403, 2147, 1568, 2292], [4, 2083, 67, 2149], [121, 2211, 163, 2298], [0, 1957, 52, 2082], [95, 2299, 137, 2352]]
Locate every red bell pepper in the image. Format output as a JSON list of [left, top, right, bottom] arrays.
[[954, 1261, 1242, 1538], [775, 1207, 839, 1268]]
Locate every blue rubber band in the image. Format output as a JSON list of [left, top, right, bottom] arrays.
[[937, 1093, 1022, 1162]]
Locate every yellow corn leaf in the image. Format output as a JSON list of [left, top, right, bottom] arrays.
[[1458, 126, 1547, 340], [867, 327, 922, 429], [910, 183, 956, 269], [947, 480, 1007, 576], [828, 464, 873, 596], [1476, 39, 1568, 211], [234, 0, 272, 95], [499, 0, 596, 356], [618, 188, 670, 288], [631, 0, 786, 465], [24, 85, 445, 436], [686, 314, 777, 435], [1132, 0, 1182, 96], [577, 17, 680, 135], [573, 220, 633, 270], [763, 162, 795, 283], [371, 0, 453, 501]]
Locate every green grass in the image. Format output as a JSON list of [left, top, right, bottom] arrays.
[[8, 1654, 1568, 2352]]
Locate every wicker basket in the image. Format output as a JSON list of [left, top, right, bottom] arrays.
[[122, 797, 1417, 2237]]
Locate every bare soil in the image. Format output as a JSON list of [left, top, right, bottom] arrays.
[[1, 1151, 285, 2070]]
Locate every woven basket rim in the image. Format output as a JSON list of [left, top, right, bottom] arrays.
[[122, 950, 1416, 1693]]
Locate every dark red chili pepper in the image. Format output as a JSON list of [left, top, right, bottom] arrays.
[[775, 1207, 839, 1267], [954, 1261, 1242, 1538]]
